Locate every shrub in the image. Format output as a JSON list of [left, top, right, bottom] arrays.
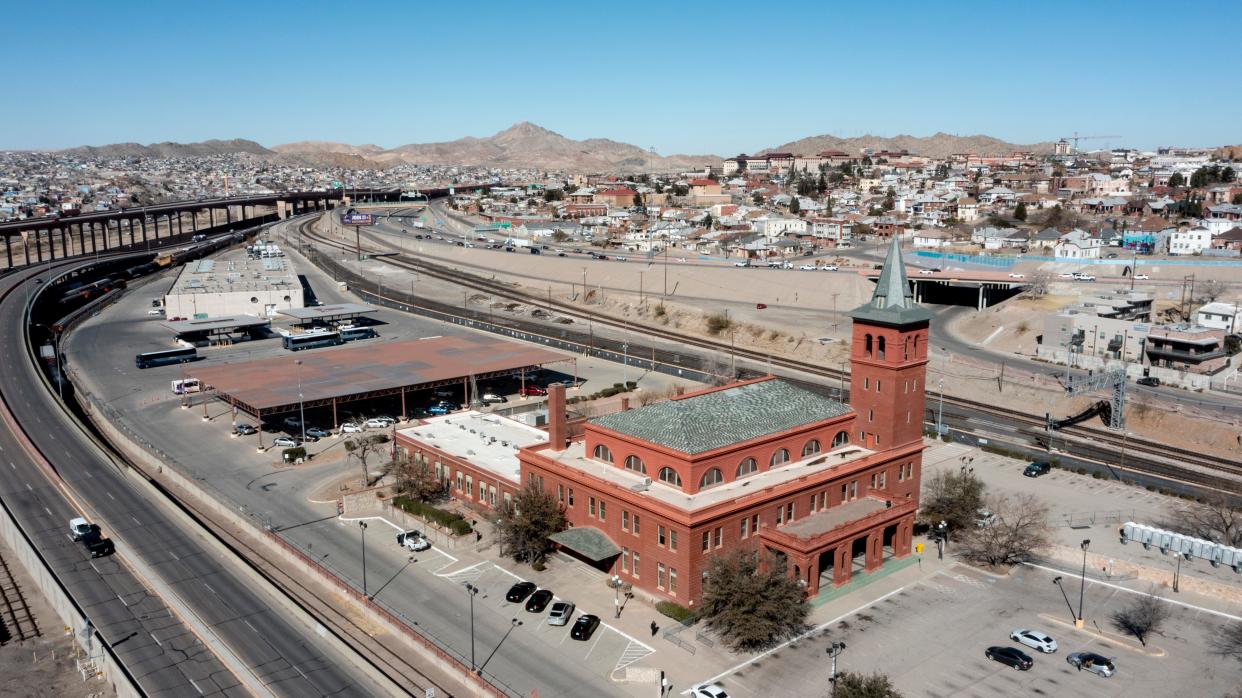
[[392, 496, 473, 535], [1092, 471, 1104, 479], [625, 381, 637, 389], [281, 446, 307, 462], [532, 560, 546, 572], [657, 601, 695, 623], [705, 312, 733, 335]]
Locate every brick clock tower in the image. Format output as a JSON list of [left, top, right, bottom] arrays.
[[848, 237, 933, 451]]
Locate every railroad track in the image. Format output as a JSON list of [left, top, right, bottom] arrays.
[[299, 216, 1242, 493]]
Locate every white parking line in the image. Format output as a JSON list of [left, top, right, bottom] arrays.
[[583, 628, 605, 660], [1022, 562, 1242, 621], [437, 560, 486, 579]]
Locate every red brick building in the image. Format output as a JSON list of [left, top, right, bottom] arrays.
[[521, 237, 930, 607]]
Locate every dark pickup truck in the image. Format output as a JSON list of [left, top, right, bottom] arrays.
[[80, 526, 115, 558]]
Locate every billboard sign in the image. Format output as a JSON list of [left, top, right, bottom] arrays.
[[340, 212, 375, 226]]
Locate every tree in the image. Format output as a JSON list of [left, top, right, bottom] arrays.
[[1197, 278, 1229, 303], [957, 494, 1052, 566], [394, 457, 446, 503], [551, 230, 570, 243], [344, 434, 390, 486], [703, 213, 714, 230], [542, 188, 564, 202], [1014, 201, 1028, 221], [632, 191, 644, 208], [919, 468, 985, 536], [790, 197, 801, 214], [752, 192, 765, 206], [699, 549, 808, 651], [1025, 271, 1052, 297], [1232, 193, 1242, 205], [496, 481, 567, 565], [1210, 621, 1242, 665], [1168, 173, 1185, 188], [1163, 494, 1241, 547], [833, 671, 904, 698], [1110, 589, 1169, 646]]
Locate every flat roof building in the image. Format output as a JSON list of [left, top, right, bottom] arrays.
[[164, 247, 303, 319]]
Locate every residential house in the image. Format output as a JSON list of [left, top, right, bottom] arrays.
[[1145, 324, 1229, 374], [1054, 229, 1103, 259], [1196, 302, 1240, 333], [1167, 227, 1212, 255]]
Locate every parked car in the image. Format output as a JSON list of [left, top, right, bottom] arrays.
[[1023, 461, 1051, 478], [234, 423, 257, 436], [305, 426, 332, 439], [505, 581, 537, 603], [69, 517, 94, 541], [547, 601, 575, 626], [821, 265, 839, 271], [481, 392, 507, 404], [525, 589, 554, 613], [365, 417, 396, 429], [518, 386, 547, 397], [799, 264, 818, 271], [976, 509, 996, 527], [570, 613, 601, 640], [272, 436, 301, 448], [1008, 273, 1026, 279], [733, 261, 752, 268], [1058, 272, 1075, 279], [1066, 652, 1115, 677], [1134, 274, 1150, 280], [1010, 629, 1058, 653], [282, 416, 302, 429], [427, 401, 459, 415], [395, 530, 422, 546], [341, 422, 365, 433], [1137, 376, 1160, 387], [147, 308, 165, 316], [985, 646, 1033, 670], [403, 534, 431, 552], [918, 268, 937, 275], [690, 684, 730, 698], [1072, 272, 1096, 282]]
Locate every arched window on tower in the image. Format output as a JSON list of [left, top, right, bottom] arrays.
[[904, 337, 911, 360], [864, 334, 873, 358], [913, 334, 920, 358], [877, 336, 886, 360]]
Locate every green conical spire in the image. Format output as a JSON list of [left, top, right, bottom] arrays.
[[848, 236, 933, 325]]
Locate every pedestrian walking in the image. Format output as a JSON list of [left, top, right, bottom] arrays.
[[650, 620, 659, 637], [476, 531, 482, 543]]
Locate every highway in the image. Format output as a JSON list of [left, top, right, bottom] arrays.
[[0, 258, 391, 696]]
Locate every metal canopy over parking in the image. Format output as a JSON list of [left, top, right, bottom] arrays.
[[195, 333, 573, 423], [278, 303, 377, 327], [161, 314, 271, 338]]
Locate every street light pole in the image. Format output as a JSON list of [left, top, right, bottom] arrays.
[[1053, 576, 1076, 623], [937, 378, 945, 435], [359, 521, 368, 597], [826, 641, 846, 697], [465, 583, 480, 671], [1077, 539, 1090, 628]]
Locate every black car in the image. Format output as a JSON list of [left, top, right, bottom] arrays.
[[985, 646, 1033, 670], [525, 589, 554, 613], [1136, 376, 1160, 387], [570, 613, 600, 640], [1024, 461, 1051, 478], [505, 581, 537, 603]]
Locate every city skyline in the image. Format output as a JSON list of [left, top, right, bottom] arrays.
[[3, 0, 1239, 153]]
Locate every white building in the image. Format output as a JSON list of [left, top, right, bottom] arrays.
[[1196, 302, 1240, 333], [753, 216, 807, 239], [1167, 227, 1212, 255], [164, 246, 304, 319]]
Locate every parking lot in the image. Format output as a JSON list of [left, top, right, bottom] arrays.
[[696, 563, 1238, 697]]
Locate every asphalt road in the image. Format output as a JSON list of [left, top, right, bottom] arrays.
[[0, 258, 388, 696]]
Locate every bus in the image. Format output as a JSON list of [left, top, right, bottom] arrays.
[[339, 327, 377, 342], [135, 347, 196, 369], [283, 332, 343, 351]]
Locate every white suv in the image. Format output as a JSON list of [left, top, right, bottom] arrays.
[[365, 417, 396, 429]]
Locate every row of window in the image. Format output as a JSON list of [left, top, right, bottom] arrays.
[[859, 376, 920, 394], [861, 333, 921, 361], [593, 432, 850, 491], [618, 549, 680, 596]]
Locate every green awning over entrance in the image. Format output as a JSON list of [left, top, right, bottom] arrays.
[[549, 527, 620, 562]]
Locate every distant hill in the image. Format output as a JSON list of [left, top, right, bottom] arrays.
[[62, 138, 273, 158], [759, 132, 1056, 159]]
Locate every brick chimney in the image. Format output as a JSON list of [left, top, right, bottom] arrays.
[[547, 383, 567, 449], [620, 396, 630, 411]]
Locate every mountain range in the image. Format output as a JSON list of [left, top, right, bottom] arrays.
[[58, 124, 1059, 171]]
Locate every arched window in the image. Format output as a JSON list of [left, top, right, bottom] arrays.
[[657, 467, 683, 487], [904, 336, 911, 360], [864, 334, 873, 358], [770, 448, 790, 467], [624, 455, 647, 474], [877, 336, 886, 360], [913, 335, 920, 358], [802, 439, 821, 457], [736, 457, 757, 478], [593, 443, 613, 463], [699, 468, 724, 489], [832, 431, 849, 448]]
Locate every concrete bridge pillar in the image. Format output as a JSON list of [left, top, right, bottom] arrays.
[[4, 235, 11, 269]]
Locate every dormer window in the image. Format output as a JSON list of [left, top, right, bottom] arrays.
[[624, 455, 647, 474], [593, 443, 613, 463]]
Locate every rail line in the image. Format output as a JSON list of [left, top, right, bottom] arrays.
[[299, 215, 1241, 495]]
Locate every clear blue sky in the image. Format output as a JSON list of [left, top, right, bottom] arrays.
[[4, 1, 1237, 154]]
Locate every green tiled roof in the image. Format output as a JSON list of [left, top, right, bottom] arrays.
[[849, 236, 934, 326], [589, 380, 849, 455], [549, 527, 620, 562]]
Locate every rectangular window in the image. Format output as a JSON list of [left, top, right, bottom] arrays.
[[669, 567, 678, 595], [850, 481, 858, 500], [456, 473, 463, 491], [557, 484, 564, 503], [785, 503, 794, 523], [898, 464, 905, 481], [599, 500, 606, 521], [740, 517, 749, 538], [752, 514, 759, 534], [879, 471, 887, 488], [658, 562, 666, 590], [633, 515, 640, 534], [589, 496, 596, 517], [810, 493, 818, 513], [670, 530, 678, 551], [870, 473, 877, 489], [632, 552, 640, 578], [841, 483, 848, 501], [864, 377, 869, 390], [714, 526, 722, 548], [622, 510, 630, 531], [466, 475, 473, 497], [658, 525, 666, 547], [907, 410, 911, 424], [702, 531, 711, 552], [621, 547, 629, 572], [818, 491, 827, 510], [777, 504, 785, 525], [568, 488, 574, 506], [876, 379, 881, 392]]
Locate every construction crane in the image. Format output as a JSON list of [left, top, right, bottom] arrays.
[[1057, 133, 1122, 154], [1047, 368, 1127, 431]]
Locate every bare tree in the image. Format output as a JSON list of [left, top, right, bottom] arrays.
[[1162, 495, 1242, 548], [1024, 271, 1051, 297], [1211, 621, 1242, 665], [1196, 278, 1229, 303], [957, 493, 1052, 566], [344, 434, 390, 486], [1110, 588, 1169, 646]]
